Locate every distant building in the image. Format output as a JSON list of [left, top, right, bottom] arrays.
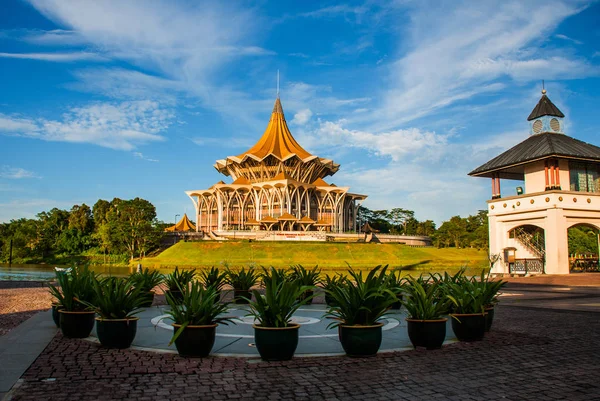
[[470, 89, 600, 274], [186, 96, 367, 234]]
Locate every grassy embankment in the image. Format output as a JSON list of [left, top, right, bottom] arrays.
[[140, 241, 488, 275]]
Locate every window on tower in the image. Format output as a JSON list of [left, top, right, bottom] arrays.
[[569, 162, 600, 193]]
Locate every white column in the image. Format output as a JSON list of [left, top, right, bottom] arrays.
[[544, 207, 570, 274]]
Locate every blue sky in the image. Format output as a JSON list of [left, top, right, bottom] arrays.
[[0, 0, 599, 225]]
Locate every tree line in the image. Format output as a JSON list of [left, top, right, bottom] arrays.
[[0, 198, 165, 264], [357, 206, 489, 249]]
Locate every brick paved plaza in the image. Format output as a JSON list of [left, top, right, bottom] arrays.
[[4, 281, 600, 401]]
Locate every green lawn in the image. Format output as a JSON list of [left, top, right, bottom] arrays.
[[141, 241, 488, 275]]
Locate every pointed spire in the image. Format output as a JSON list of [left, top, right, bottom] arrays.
[[272, 97, 284, 115], [527, 89, 564, 121]]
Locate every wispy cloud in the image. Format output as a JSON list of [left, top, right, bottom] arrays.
[[0, 101, 173, 150], [0, 52, 105, 62], [554, 33, 583, 45], [133, 152, 159, 162], [291, 109, 313, 125], [0, 166, 40, 179]]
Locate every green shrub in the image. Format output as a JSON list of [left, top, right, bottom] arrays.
[[225, 267, 259, 291], [130, 268, 164, 292], [165, 267, 196, 292], [48, 265, 98, 312], [200, 266, 227, 291], [324, 265, 396, 327], [401, 276, 450, 320], [247, 267, 314, 327], [81, 277, 146, 319], [289, 265, 321, 286]]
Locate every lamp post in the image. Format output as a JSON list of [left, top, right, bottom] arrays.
[[174, 214, 180, 245]]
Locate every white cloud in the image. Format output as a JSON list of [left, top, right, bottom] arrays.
[[133, 152, 159, 162], [0, 101, 173, 150], [22, 29, 86, 45], [372, 0, 596, 129], [315, 121, 448, 162], [0, 52, 104, 62], [554, 33, 583, 45], [291, 109, 313, 125], [0, 166, 40, 179]]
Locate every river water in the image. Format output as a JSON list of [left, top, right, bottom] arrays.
[[0, 264, 134, 281]]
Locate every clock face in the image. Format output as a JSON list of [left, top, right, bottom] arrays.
[[550, 118, 560, 132], [533, 119, 543, 134]]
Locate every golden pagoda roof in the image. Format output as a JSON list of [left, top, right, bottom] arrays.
[[312, 178, 330, 186], [277, 212, 298, 221], [165, 213, 196, 232], [298, 216, 315, 224], [315, 219, 332, 226], [236, 98, 313, 162], [260, 216, 279, 223], [245, 218, 261, 225]]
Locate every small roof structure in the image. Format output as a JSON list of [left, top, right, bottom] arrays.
[[314, 219, 332, 226], [245, 218, 261, 225], [232, 176, 251, 185], [361, 222, 379, 233], [312, 178, 331, 186], [298, 216, 315, 224], [278, 212, 298, 221], [527, 92, 565, 121], [165, 213, 196, 232], [260, 216, 278, 223]]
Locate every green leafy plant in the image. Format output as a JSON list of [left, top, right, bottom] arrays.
[[324, 265, 397, 327], [200, 266, 227, 291], [471, 270, 506, 307], [260, 266, 289, 286], [48, 265, 98, 312], [130, 268, 164, 292], [79, 277, 146, 319], [225, 267, 259, 291], [164, 281, 234, 345], [247, 267, 315, 327], [164, 267, 196, 292], [289, 265, 321, 286], [446, 279, 487, 315], [401, 276, 450, 320], [320, 273, 344, 306]]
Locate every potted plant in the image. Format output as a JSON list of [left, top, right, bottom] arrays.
[[446, 279, 488, 341], [472, 271, 506, 331], [79, 277, 147, 349], [320, 274, 343, 306], [165, 281, 234, 357], [402, 276, 451, 349], [48, 265, 98, 338], [386, 269, 404, 310], [324, 265, 397, 357], [290, 265, 321, 304], [130, 268, 164, 307], [246, 267, 315, 361], [225, 267, 258, 304], [164, 267, 196, 303], [200, 266, 227, 302], [260, 266, 289, 286]]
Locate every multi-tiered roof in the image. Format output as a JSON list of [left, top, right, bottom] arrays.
[[214, 98, 339, 184]]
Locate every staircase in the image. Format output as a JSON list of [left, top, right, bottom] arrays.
[[514, 227, 546, 259]]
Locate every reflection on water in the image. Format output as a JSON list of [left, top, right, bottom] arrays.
[[0, 263, 486, 282], [0, 264, 134, 281]]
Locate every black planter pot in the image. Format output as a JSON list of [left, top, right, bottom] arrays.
[[406, 318, 447, 349], [96, 318, 139, 349], [485, 307, 495, 332], [297, 290, 314, 305], [338, 323, 384, 357], [233, 289, 252, 304], [450, 313, 487, 342], [253, 323, 300, 361], [165, 289, 184, 303], [172, 324, 217, 357], [51, 303, 62, 328], [59, 310, 96, 338], [140, 291, 155, 307]]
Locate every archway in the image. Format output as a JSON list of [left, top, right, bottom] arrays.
[[507, 224, 546, 274], [568, 223, 600, 272]]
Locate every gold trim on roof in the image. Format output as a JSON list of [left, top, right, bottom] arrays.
[[165, 213, 196, 232], [236, 98, 313, 161], [277, 212, 298, 221]]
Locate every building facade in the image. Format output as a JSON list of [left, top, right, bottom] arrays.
[[469, 90, 600, 275], [186, 97, 367, 234]]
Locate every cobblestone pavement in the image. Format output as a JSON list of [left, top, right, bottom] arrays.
[[0, 281, 52, 336], [8, 304, 600, 401]]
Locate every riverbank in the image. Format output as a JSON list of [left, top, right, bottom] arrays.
[[0, 281, 52, 336], [139, 241, 489, 272]]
